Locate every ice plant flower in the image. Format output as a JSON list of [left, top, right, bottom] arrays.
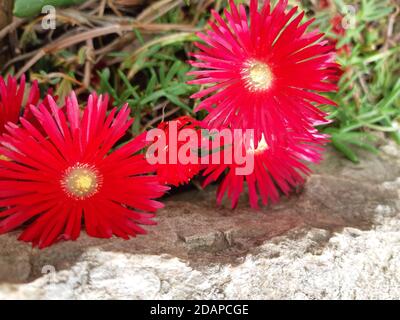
[[151, 116, 202, 187], [189, 0, 340, 146], [202, 131, 328, 209], [0, 92, 169, 248], [0, 74, 39, 134]]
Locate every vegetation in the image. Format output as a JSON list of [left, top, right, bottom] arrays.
[[1, 0, 399, 162]]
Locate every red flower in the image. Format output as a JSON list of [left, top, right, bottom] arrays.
[[0, 75, 39, 134], [0, 92, 169, 248], [203, 131, 328, 209], [189, 0, 340, 146], [318, 0, 332, 10], [152, 116, 202, 187], [329, 14, 351, 55]]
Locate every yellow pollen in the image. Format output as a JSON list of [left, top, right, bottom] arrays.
[[62, 164, 102, 199], [0, 154, 11, 161], [242, 60, 273, 92], [75, 175, 93, 192]]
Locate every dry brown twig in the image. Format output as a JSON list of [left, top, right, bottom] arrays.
[[33, 72, 84, 86], [137, 0, 182, 23], [14, 21, 199, 78], [99, 0, 107, 17], [383, 3, 399, 50], [0, 17, 25, 41], [9, 0, 198, 78], [115, 0, 144, 6], [15, 25, 122, 78], [83, 39, 95, 88], [107, 0, 123, 17]]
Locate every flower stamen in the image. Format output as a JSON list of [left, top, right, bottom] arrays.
[[242, 60, 273, 92], [62, 163, 102, 199], [0, 154, 11, 161]]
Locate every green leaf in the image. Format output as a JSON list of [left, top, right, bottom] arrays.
[[164, 94, 192, 113], [164, 61, 182, 85], [144, 71, 158, 97], [140, 89, 166, 105], [117, 70, 140, 100], [331, 135, 359, 163], [14, 0, 86, 18], [97, 69, 119, 102]]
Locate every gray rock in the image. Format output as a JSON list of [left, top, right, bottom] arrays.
[[0, 145, 400, 299]]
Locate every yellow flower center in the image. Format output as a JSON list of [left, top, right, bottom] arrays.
[[0, 154, 11, 161], [62, 164, 102, 199], [242, 60, 273, 92]]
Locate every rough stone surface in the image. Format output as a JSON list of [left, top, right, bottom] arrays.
[[1, 143, 400, 299]]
